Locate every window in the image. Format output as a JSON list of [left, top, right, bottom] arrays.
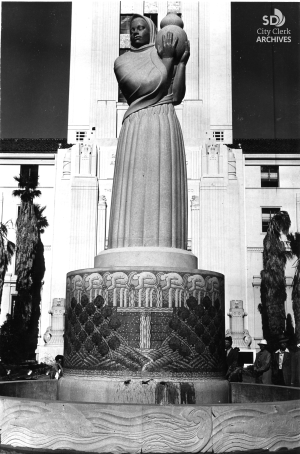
[[213, 131, 224, 141], [261, 207, 280, 232], [76, 131, 87, 141], [261, 166, 279, 187], [20, 164, 39, 186]]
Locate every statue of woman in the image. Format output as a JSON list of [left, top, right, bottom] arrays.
[[108, 14, 190, 250]]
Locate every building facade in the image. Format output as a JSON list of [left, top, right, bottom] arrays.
[[0, 1, 299, 362]]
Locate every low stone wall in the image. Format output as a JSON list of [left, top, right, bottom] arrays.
[[0, 381, 299, 453], [231, 382, 300, 403], [0, 380, 58, 400]]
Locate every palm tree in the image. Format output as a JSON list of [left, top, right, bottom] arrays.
[[1, 177, 48, 361], [27, 204, 48, 356], [286, 232, 300, 344], [0, 221, 15, 308], [13, 174, 40, 321], [259, 211, 292, 346]]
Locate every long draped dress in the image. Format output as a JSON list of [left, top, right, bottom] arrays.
[[108, 40, 188, 250]]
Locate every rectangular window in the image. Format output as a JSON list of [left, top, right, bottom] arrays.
[[261, 166, 279, 187], [76, 131, 87, 141], [261, 207, 280, 232], [213, 131, 224, 141], [20, 164, 39, 186]]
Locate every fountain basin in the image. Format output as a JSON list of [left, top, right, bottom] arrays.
[[0, 380, 300, 452], [58, 376, 229, 404]]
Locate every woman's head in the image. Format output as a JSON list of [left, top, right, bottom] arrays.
[[130, 15, 156, 49]]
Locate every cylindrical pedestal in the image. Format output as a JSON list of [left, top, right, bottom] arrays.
[[64, 265, 225, 384]]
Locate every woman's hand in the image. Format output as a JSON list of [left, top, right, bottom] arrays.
[[157, 32, 178, 59], [179, 40, 190, 65]]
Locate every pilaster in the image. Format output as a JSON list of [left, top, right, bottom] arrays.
[[50, 148, 72, 312], [89, 2, 120, 131], [296, 193, 300, 231], [38, 298, 65, 363], [69, 176, 98, 270], [97, 194, 107, 254], [191, 196, 200, 259], [67, 2, 93, 142]]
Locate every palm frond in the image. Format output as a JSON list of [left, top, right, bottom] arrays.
[[287, 232, 300, 259], [272, 210, 291, 236], [6, 240, 16, 259], [0, 223, 8, 237], [33, 205, 49, 233]]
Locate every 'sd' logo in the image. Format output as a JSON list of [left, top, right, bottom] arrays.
[[262, 8, 285, 27]]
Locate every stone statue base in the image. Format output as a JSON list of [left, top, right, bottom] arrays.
[[64, 264, 224, 389], [94, 247, 198, 269]]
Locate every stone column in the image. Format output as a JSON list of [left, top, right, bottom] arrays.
[[296, 193, 300, 231], [228, 149, 237, 180], [62, 149, 72, 180], [198, 143, 226, 274], [69, 142, 99, 270], [69, 176, 98, 270], [97, 195, 107, 254], [191, 196, 200, 260], [252, 276, 264, 347], [39, 298, 65, 363]]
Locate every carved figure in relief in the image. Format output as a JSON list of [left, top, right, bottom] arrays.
[[72, 275, 83, 293], [105, 272, 128, 290], [84, 273, 103, 291], [205, 276, 219, 293], [130, 271, 156, 289], [108, 14, 190, 249], [160, 272, 183, 290], [187, 274, 205, 292], [43, 326, 52, 344]]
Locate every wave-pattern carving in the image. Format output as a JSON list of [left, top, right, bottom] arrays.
[[2, 399, 212, 453], [208, 404, 300, 452]]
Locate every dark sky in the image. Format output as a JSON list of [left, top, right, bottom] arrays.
[[1, 2, 71, 138], [1, 2, 299, 139], [232, 2, 300, 139]]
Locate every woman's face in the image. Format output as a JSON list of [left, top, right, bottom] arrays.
[[130, 18, 150, 48]]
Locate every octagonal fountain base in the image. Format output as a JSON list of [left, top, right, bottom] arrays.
[[0, 380, 300, 453]]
